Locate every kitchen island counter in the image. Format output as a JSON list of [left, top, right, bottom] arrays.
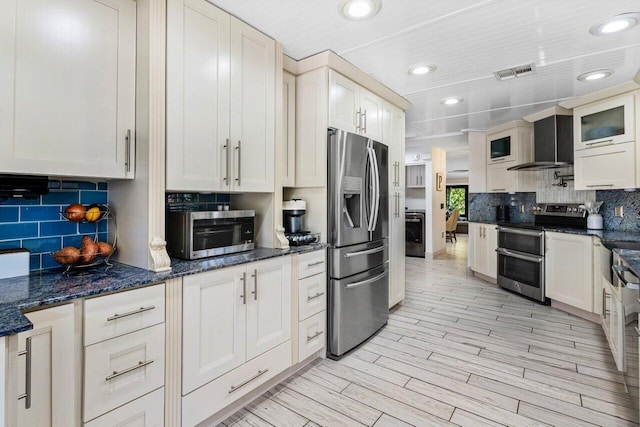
[[0, 243, 326, 337]]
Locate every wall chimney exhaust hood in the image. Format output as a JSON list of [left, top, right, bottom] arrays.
[[508, 107, 573, 171], [0, 175, 49, 201]]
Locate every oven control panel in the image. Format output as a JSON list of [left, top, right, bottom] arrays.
[[533, 203, 587, 218]]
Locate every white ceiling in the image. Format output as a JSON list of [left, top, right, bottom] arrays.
[[211, 0, 640, 151]]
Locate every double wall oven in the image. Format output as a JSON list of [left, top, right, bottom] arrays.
[[496, 203, 587, 303]]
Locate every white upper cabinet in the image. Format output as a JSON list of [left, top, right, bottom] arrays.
[[574, 92, 636, 150], [329, 70, 383, 141], [282, 71, 296, 187], [0, 0, 136, 179], [229, 17, 275, 192], [166, 0, 230, 192], [167, 0, 275, 193], [383, 101, 405, 189]]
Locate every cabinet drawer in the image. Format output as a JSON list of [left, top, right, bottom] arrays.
[[84, 388, 164, 427], [298, 311, 326, 361], [298, 250, 326, 279], [182, 340, 292, 427], [85, 283, 165, 346], [84, 324, 165, 422], [298, 272, 326, 321]]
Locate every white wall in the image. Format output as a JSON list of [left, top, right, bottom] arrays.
[[429, 147, 447, 257]]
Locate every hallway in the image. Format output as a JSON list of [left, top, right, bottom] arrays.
[[219, 237, 639, 426]]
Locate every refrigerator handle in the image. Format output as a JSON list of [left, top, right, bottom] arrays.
[[370, 143, 381, 231], [366, 145, 377, 232]]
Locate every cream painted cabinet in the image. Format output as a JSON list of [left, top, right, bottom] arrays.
[[574, 142, 635, 190], [12, 304, 76, 427], [384, 101, 406, 308], [84, 388, 164, 427], [329, 70, 383, 141], [574, 92, 636, 150], [295, 68, 328, 187], [283, 71, 296, 186], [229, 17, 276, 192], [166, 0, 230, 192], [167, 0, 275, 192], [545, 232, 593, 311], [592, 240, 612, 316], [406, 164, 426, 188], [0, 0, 136, 179], [182, 257, 291, 396], [602, 280, 626, 371], [485, 121, 535, 193], [469, 222, 497, 280], [468, 132, 487, 193]]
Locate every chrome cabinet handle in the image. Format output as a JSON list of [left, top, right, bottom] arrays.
[[105, 359, 154, 381], [228, 369, 269, 394], [363, 109, 367, 133], [586, 184, 614, 188], [125, 129, 132, 172], [223, 139, 230, 185], [251, 269, 258, 300], [355, 110, 361, 133], [107, 306, 156, 322], [492, 188, 506, 191], [235, 140, 242, 186], [585, 139, 613, 146], [307, 292, 325, 301], [240, 272, 247, 305], [307, 330, 323, 341], [307, 260, 324, 267], [17, 337, 31, 409]]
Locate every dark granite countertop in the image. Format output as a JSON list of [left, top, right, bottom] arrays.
[[0, 244, 326, 337], [614, 249, 640, 278]]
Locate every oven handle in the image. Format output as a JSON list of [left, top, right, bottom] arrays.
[[612, 265, 640, 290], [496, 248, 543, 263], [497, 226, 543, 237]]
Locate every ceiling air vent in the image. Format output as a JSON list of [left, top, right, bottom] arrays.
[[494, 63, 537, 81]]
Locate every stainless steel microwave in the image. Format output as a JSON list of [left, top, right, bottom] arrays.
[[166, 210, 255, 259]]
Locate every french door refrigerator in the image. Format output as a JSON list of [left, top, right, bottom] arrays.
[[327, 128, 389, 359]]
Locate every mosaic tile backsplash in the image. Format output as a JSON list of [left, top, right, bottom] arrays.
[[470, 189, 640, 232], [0, 180, 108, 271]]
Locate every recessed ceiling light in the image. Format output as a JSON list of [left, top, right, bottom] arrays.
[[408, 64, 436, 75], [590, 13, 640, 35], [577, 69, 613, 82], [441, 97, 463, 105], [338, 0, 381, 20]]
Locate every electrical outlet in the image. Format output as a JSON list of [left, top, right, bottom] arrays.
[[614, 206, 624, 218]]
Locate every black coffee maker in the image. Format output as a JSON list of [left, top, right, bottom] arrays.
[[496, 205, 510, 222]]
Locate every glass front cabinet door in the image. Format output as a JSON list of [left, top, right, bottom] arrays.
[[574, 92, 636, 150]]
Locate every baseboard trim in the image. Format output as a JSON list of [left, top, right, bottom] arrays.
[[472, 271, 497, 285], [551, 300, 600, 324], [426, 248, 446, 259]]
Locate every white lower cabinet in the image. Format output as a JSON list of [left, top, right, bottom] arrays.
[[84, 324, 165, 422], [295, 249, 327, 364], [469, 222, 497, 279], [13, 304, 77, 427], [83, 284, 166, 424], [182, 340, 291, 427], [298, 311, 326, 361], [545, 232, 593, 311], [602, 280, 626, 372], [84, 388, 164, 427], [181, 257, 293, 424], [389, 190, 405, 308]]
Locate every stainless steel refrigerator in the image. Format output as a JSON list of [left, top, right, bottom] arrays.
[[327, 128, 389, 359]]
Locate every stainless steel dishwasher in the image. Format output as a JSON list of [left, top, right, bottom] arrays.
[[405, 211, 425, 257]]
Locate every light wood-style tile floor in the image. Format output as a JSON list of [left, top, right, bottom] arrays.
[[219, 236, 640, 426]]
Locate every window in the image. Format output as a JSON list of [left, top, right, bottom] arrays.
[[446, 185, 468, 218]]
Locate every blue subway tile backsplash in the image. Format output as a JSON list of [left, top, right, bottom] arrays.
[[0, 180, 108, 271]]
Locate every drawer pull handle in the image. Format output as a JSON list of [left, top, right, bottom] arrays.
[[17, 337, 32, 409], [307, 330, 323, 341], [586, 184, 614, 188], [105, 359, 154, 381], [228, 369, 269, 394], [107, 306, 156, 322], [307, 292, 325, 301], [306, 261, 324, 267]]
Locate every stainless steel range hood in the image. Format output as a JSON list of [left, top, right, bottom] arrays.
[[508, 112, 573, 171]]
